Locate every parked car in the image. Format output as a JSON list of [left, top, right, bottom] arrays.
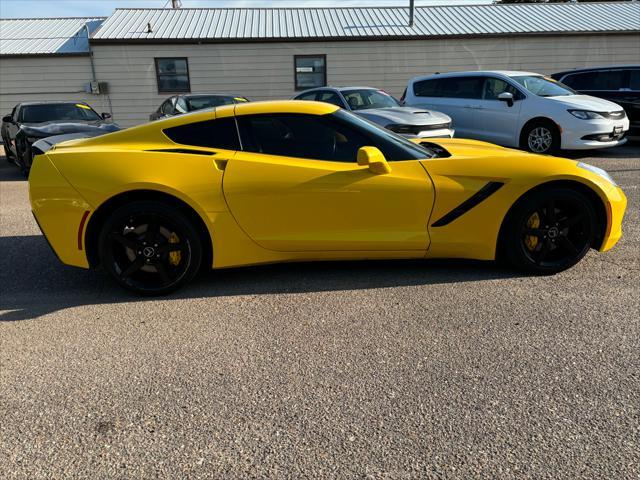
[[29, 100, 625, 295], [402, 71, 629, 154], [551, 65, 639, 137], [1, 101, 118, 175], [293, 86, 454, 139], [150, 94, 250, 121]]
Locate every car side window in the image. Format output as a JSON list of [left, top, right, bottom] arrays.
[[161, 98, 175, 115], [163, 117, 240, 150], [414, 77, 483, 99], [562, 71, 625, 91], [439, 77, 483, 99], [482, 77, 523, 100], [413, 79, 441, 97], [296, 92, 319, 101], [175, 97, 189, 114], [627, 69, 640, 91], [237, 113, 370, 163], [316, 91, 345, 108]]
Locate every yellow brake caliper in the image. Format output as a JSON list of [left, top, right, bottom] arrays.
[[168, 232, 181, 266], [525, 212, 540, 251]]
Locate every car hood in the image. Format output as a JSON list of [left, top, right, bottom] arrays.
[[550, 94, 624, 112], [356, 107, 451, 126], [20, 121, 121, 138]]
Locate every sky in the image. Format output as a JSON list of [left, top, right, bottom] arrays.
[[0, 0, 494, 19]]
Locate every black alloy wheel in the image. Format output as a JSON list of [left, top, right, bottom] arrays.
[[99, 201, 202, 295], [504, 188, 597, 273]]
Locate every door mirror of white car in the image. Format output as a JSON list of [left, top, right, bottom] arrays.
[[2, 115, 13, 123], [357, 146, 392, 174], [101, 112, 112, 120], [498, 92, 514, 107]]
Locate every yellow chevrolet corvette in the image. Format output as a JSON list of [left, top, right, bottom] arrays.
[[29, 100, 626, 294]]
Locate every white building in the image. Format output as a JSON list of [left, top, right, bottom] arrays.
[[1, 3, 639, 128]]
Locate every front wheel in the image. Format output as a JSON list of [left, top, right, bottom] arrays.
[[98, 201, 203, 295], [503, 188, 597, 274], [521, 121, 560, 155]]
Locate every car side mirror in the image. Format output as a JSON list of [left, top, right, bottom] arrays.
[[498, 92, 514, 107], [2, 115, 13, 123], [101, 112, 112, 120], [357, 146, 392, 175]]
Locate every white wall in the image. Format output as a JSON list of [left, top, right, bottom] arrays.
[[2, 34, 639, 129], [90, 33, 640, 127], [0, 55, 111, 119]]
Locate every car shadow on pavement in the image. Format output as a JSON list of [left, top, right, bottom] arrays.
[[0, 235, 521, 322]]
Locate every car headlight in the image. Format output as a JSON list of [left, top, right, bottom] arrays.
[[386, 124, 414, 134], [577, 162, 617, 186], [568, 110, 605, 120]]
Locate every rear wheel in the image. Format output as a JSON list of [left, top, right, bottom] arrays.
[[98, 201, 203, 295], [503, 188, 596, 274]]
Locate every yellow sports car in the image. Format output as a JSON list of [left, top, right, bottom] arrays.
[[29, 101, 626, 295]]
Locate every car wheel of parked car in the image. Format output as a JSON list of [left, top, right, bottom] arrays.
[[98, 201, 203, 295], [521, 121, 560, 155], [503, 187, 596, 274], [18, 141, 33, 176]]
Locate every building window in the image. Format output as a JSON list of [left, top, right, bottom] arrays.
[[294, 55, 326, 91], [155, 58, 190, 93]]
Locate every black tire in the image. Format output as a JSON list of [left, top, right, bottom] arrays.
[[520, 120, 560, 155], [17, 140, 32, 177], [503, 188, 596, 274], [2, 135, 14, 161], [98, 201, 203, 295]]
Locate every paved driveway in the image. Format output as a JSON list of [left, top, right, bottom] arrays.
[[1, 145, 638, 478]]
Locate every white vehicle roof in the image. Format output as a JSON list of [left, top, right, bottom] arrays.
[[410, 71, 542, 82]]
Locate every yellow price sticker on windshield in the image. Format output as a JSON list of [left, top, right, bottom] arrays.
[[76, 103, 91, 109], [234, 97, 248, 102]]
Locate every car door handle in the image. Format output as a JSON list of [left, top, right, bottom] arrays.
[[214, 158, 229, 171]]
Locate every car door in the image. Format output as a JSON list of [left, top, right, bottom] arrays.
[[410, 76, 483, 138], [471, 76, 524, 146], [223, 112, 434, 252], [560, 69, 627, 107], [624, 68, 640, 127]]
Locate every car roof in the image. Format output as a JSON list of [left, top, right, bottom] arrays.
[[297, 86, 380, 94], [19, 101, 90, 107], [183, 93, 245, 98], [409, 71, 539, 82], [552, 65, 640, 77]]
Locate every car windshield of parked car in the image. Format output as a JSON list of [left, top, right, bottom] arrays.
[[333, 109, 435, 160], [342, 89, 400, 110], [511, 76, 576, 97], [21, 104, 101, 123], [187, 96, 238, 111]]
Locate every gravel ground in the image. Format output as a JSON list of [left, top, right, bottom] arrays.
[[1, 144, 638, 479]]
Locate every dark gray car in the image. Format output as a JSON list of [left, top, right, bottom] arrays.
[[1, 101, 118, 175], [294, 86, 454, 138]]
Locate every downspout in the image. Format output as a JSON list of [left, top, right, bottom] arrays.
[[85, 24, 113, 116]]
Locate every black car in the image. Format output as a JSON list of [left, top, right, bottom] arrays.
[[551, 65, 639, 136], [1, 101, 119, 175], [150, 94, 250, 121]]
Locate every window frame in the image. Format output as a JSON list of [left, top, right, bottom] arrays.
[[294, 55, 327, 91], [155, 57, 191, 94]]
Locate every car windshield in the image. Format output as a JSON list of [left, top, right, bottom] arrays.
[[341, 89, 400, 110], [187, 96, 244, 111], [333, 109, 434, 160], [511, 75, 576, 97], [21, 103, 101, 123]]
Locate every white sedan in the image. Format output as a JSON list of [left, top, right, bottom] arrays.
[[402, 71, 629, 154]]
